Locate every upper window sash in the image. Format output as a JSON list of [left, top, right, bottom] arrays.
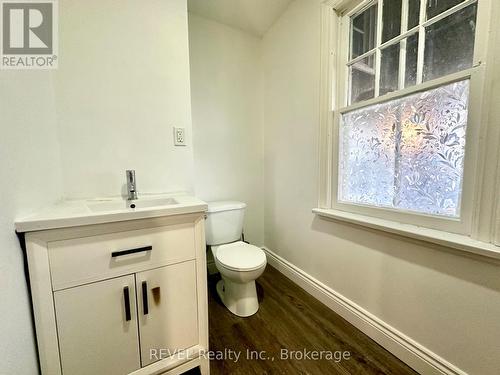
[[347, 0, 477, 65], [342, 0, 479, 109]]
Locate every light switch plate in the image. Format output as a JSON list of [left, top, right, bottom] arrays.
[[173, 127, 186, 146]]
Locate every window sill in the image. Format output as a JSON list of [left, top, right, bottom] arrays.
[[313, 208, 500, 261]]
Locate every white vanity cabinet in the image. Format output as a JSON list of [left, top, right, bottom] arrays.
[[136, 261, 199, 368], [19, 208, 209, 375], [54, 274, 142, 375]]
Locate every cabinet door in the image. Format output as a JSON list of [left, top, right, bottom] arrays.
[[137, 261, 198, 367], [54, 275, 141, 375]]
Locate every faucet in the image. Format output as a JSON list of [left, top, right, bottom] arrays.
[[126, 170, 138, 200]]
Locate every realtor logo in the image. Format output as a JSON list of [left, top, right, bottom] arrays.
[[1, 0, 58, 69]]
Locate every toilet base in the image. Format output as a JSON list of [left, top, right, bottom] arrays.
[[216, 278, 259, 317]]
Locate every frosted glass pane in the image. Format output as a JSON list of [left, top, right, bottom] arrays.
[[396, 80, 469, 215], [339, 103, 396, 207], [339, 80, 469, 217]]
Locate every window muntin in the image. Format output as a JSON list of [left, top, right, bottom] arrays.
[[339, 0, 479, 220]]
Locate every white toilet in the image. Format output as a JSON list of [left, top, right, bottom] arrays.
[[206, 201, 267, 317]]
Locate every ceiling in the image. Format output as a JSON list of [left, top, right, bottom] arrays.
[[187, 0, 293, 37]]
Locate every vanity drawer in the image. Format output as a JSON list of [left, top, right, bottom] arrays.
[[48, 223, 196, 290]]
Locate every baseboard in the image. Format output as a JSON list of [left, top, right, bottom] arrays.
[[262, 247, 467, 375]]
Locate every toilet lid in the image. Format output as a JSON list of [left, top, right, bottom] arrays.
[[216, 241, 267, 271]]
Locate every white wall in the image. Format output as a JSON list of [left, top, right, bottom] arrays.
[[189, 14, 264, 246], [261, 1, 500, 374], [54, 0, 194, 199], [0, 72, 62, 374], [0, 1, 194, 373]]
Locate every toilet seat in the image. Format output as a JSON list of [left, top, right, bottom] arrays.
[[215, 241, 266, 272]]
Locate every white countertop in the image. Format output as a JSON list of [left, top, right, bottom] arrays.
[[15, 193, 208, 233]]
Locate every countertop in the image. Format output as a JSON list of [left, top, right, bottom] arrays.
[[15, 193, 208, 233]]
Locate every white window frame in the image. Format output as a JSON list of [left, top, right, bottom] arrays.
[[317, 0, 499, 242]]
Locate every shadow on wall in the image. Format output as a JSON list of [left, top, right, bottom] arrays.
[[310, 216, 500, 294]]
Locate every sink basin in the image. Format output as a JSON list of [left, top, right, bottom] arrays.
[[87, 197, 178, 213], [15, 194, 207, 233]]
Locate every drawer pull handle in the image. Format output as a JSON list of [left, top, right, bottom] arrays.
[[111, 246, 152, 258], [123, 286, 131, 322], [142, 281, 149, 315]]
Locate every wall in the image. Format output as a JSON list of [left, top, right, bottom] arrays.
[[261, 1, 500, 374], [54, 0, 194, 199], [0, 72, 62, 374], [0, 1, 194, 373], [188, 14, 264, 246]]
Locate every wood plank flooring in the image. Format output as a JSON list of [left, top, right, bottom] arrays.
[[203, 265, 419, 375]]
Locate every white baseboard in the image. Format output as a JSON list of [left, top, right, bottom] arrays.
[[262, 247, 467, 375]]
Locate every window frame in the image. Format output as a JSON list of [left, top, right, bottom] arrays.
[[319, 0, 495, 236]]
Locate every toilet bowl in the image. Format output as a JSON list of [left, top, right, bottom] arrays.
[[205, 201, 267, 317], [212, 241, 266, 317]]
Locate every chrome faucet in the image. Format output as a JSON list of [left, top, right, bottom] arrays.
[[126, 170, 138, 200]]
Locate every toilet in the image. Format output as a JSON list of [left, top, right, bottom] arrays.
[[206, 201, 267, 317]]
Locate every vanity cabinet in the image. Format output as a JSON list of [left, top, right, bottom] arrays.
[[20, 211, 209, 375], [54, 274, 141, 375], [136, 262, 199, 368]]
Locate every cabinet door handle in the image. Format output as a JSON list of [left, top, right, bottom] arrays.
[[112, 246, 152, 258], [142, 281, 149, 315], [123, 286, 131, 321]]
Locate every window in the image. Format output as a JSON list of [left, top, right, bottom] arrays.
[[335, 0, 481, 224]]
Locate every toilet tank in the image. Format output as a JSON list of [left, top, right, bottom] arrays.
[[205, 201, 246, 245]]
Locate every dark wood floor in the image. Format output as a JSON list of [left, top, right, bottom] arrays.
[[203, 265, 419, 375]]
